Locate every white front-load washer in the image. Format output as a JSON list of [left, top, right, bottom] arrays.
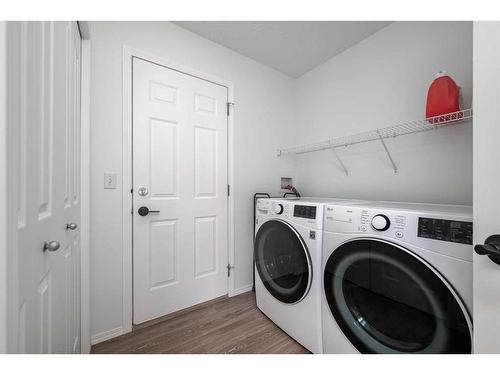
[[321, 201, 473, 354], [254, 198, 334, 353]]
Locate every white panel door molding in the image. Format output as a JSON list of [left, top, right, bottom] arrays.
[[132, 57, 229, 324], [6, 21, 82, 353]]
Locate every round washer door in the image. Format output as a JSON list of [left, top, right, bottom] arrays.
[[254, 220, 312, 304], [323, 239, 472, 354]]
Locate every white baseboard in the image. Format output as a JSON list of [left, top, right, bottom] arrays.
[[90, 326, 123, 346], [229, 284, 253, 297]]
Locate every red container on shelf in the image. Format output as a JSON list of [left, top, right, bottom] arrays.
[[426, 71, 462, 124]]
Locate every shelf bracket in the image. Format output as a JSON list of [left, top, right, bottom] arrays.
[[376, 130, 398, 174], [332, 148, 348, 176]]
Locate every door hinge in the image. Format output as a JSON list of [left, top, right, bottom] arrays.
[[226, 102, 234, 116], [227, 263, 234, 277], [227, 184, 230, 197]]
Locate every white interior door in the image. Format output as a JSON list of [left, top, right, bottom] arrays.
[[473, 21, 500, 353], [10, 21, 81, 353], [132, 57, 228, 324]]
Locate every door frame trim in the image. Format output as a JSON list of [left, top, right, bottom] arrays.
[[1, 21, 20, 354], [79, 34, 91, 354], [121, 46, 235, 334], [0, 20, 10, 353]]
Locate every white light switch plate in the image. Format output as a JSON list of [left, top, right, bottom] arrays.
[[104, 173, 117, 189]]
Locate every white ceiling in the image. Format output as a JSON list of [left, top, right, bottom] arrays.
[[173, 21, 391, 78]]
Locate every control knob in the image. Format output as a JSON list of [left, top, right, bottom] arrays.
[[371, 214, 390, 231], [274, 203, 284, 215]]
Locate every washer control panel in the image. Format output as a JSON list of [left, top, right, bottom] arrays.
[[327, 206, 408, 239], [418, 217, 473, 245], [360, 210, 407, 238], [324, 203, 473, 262], [371, 214, 391, 231]]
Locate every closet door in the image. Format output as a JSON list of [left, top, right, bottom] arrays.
[[10, 21, 82, 353]]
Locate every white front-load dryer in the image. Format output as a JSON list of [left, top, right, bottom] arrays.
[[321, 201, 473, 354], [254, 198, 325, 353]]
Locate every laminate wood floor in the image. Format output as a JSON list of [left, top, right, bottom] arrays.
[[91, 291, 310, 354]]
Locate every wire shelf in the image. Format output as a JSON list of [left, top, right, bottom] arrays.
[[278, 109, 472, 157], [277, 109, 472, 174]]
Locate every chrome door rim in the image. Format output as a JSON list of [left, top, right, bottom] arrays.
[[324, 237, 472, 353], [255, 219, 313, 304]]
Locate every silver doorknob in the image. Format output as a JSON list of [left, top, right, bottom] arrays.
[[66, 222, 78, 230], [43, 241, 60, 252]]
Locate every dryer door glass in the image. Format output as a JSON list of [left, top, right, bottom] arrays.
[[323, 239, 472, 353], [254, 220, 311, 304]]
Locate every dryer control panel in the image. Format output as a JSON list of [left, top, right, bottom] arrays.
[[294, 205, 316, 219], [256, 199, 323, 229]]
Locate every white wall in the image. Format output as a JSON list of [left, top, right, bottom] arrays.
[[293, 21, 473, 205], [88, 22, 296, 340]]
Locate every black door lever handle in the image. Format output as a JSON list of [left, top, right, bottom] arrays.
[[138, 206, 160, 217], [475, 235, 500, 265]]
